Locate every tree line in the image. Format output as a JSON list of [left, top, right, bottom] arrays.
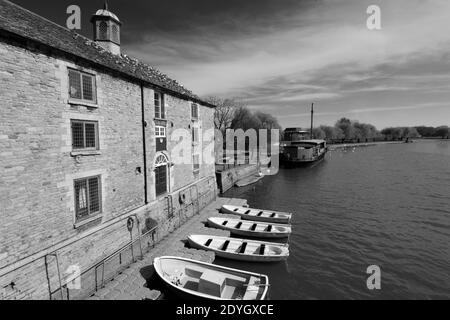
[[313, 118, 449, 142], [209, 97, 449, 142]]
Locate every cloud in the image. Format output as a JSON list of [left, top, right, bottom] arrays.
[[348, 103, 448, 114], [13, 0, 450, 128]]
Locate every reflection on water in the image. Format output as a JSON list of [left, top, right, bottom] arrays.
[[221, 140, 450, 299]]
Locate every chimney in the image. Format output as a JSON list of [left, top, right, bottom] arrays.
[[91, 2, 122, 55]]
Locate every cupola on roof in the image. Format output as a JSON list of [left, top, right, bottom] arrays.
[[92, 2, 121, 24]]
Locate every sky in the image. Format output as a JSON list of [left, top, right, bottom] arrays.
[[10, 0, 450, 129]]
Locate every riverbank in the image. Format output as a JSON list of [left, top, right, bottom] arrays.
[[328, 140, 406, 151], [216, 164, 261, 193], [86, 197, 247, 300]]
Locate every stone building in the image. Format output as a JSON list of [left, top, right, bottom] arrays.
[[0, 0, 217, 299]]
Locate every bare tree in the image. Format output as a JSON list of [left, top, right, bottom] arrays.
[[206, 96, 243, 133]]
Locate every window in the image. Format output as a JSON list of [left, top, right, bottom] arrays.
[[155, 126, 166, 138], [98, 21, 108, 40], [156, 125, 167, 151], [69, 69, 97, 103], [74, 176, 101, 221], [155, 154, 169, 196], [192, 126, 199, 144], [193, 154, 200, 173], [154, 92, 165, 119], [111, 24, 120, 43], [71, 120, 99, 150], [191, 103, 199, 120], [155, 166, 167, 196]]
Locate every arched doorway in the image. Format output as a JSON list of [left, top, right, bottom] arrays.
[[154, 153, 169, 197]]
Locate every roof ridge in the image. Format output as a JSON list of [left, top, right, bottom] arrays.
[[3, 0, 112, 54], [2, 0, 179, 85], [0, 0, 213, 107], [3, 0, 86, 38]]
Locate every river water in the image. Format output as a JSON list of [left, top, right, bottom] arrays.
[[221, 140, 450, 299]]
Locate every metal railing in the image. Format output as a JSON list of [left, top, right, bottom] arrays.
[[48, 224, 158, 300], [1, 176, 217, 300]]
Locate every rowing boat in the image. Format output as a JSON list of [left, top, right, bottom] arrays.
[[207, 217, 291, 239], [153, 256, 269, 300], [221, 205, 292, 224], [188, 235, 289, 262]]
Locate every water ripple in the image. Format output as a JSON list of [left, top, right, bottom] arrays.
[[224, 141, 450, 299]]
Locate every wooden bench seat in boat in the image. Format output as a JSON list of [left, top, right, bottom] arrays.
[[244, 243, 260, 255], [198, 270, 227, 297], [185, 265, 204, 278], [209, 239, 224, 249], [225, 241, 241, 253], [255, 225, 267, 232], [185, 265, 247, 283]]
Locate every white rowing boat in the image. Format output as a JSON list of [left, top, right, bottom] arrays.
[[188, 235, 289, 262], [153, 256, 269, 300], [221, 205, 292, 224], [207, 217, 292, 239]]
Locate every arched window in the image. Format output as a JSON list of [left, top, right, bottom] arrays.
[[111, 24, 120, 43], [98, 21, 108, 40], [155, 154, 169, 167]]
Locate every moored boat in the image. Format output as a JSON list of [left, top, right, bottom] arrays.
[[188, 235, 289, 262], [207, 217, 291, 239], [153, 256, 269, 300], [221, 205, 292, 224], [281, 129, 327, 165]]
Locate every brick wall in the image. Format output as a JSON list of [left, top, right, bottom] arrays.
[[0, 37, 216, 300]]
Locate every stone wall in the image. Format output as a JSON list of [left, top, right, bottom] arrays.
[[216, 164, 259, 193], [0, 37, 216, 300]]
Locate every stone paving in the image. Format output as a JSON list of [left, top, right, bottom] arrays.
[[86, 197, 247, 300]]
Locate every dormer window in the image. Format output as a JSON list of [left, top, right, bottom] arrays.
[[154, 92, 165, 119], [68, 69, 97, 104]]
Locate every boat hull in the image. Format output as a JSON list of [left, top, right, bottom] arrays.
[[208, 218, 291, 239], [221, 205, 292, 224], [153, 256, 269, 300], [188, 235, 289, 262], [281, 149, 326, 164]]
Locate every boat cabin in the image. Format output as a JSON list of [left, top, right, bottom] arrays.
[[281, 128, 327, 163]]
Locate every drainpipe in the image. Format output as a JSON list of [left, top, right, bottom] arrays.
[[141, 84, 148, 204]]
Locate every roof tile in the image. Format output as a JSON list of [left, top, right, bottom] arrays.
[[0, 0, 214, 107]]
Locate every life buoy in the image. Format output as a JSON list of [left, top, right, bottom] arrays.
[[179, 192, 187, 204]]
